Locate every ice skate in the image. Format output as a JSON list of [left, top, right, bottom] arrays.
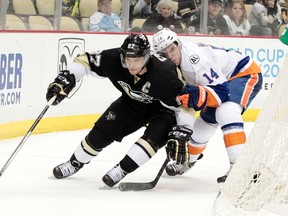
[[165, 153, 203, 176], [217, 163, 233, 183], [165, 161, 195, 176], [53, 159, 84, 179], [217, 172, 229, 183], [102, 164, 127, 187]]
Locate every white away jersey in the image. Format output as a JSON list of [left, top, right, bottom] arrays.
[[179, 41, 258, 107], [180, 42, 254, 83]]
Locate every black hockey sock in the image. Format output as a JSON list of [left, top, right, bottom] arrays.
[[119, 155, 139, 173]]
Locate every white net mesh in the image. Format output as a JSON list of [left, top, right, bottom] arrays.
[[214, 55, 288, 216]]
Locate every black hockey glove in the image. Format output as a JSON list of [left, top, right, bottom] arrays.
[[46, 70, 76, 106], [166, 126, 193, 165], [177, 85, 207, 111]]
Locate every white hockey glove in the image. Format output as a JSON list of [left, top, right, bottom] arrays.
[[166, 126, 192, 165]]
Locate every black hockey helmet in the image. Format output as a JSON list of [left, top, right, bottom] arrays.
[[121, 34, 151, 58]]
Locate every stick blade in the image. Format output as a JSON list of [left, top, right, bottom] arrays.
[[119, 158, 169, 191], [119, 182, 155, 191]]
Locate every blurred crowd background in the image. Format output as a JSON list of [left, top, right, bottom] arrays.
[[0, 0, 287, 37]]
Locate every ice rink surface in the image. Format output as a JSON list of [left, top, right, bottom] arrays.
[[0, 123, 254, 216]]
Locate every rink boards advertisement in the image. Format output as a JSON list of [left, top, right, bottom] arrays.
[[0, 32, 287, 139]]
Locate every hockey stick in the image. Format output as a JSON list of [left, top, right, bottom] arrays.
[[118, 158, 169, 191], [0, 95, 56, 177]]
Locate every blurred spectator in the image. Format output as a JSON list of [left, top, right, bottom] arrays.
[[142, 0, 184, 33], [186, 0, 230, 35], [278, 0, 288, 24], [7, 0, 14, 14], [223, 0, 256, 9], [177, 0, 201, 24], [120, 0, 159, 22], [244, 0, 256, 4], [62, 0, 80, 19], [223, 0, 251, 35], [130, 0, 152, 20], [249, 0, 282, 36], [89, 0, 121, 32]]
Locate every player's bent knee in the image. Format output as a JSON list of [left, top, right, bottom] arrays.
[[216, 102, 243, 126], [192, 117, 218, 144], [87, 126, 114, 150]]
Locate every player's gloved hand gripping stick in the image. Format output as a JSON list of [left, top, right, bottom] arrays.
[[46, 70, 76, 105], [166, 125, 193, 165]]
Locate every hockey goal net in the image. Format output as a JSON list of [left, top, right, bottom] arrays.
[[214, 55, 288, 216]]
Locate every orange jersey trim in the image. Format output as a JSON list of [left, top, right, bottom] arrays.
[[228, 61, 261, 82], [241, 73, 260, 108], [205, 88, 221, 107]]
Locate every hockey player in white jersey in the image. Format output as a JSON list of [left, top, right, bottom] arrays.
[[153, 28, 263, 182]]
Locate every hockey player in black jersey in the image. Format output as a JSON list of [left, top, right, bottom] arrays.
[[46, 33, 200, 187]]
